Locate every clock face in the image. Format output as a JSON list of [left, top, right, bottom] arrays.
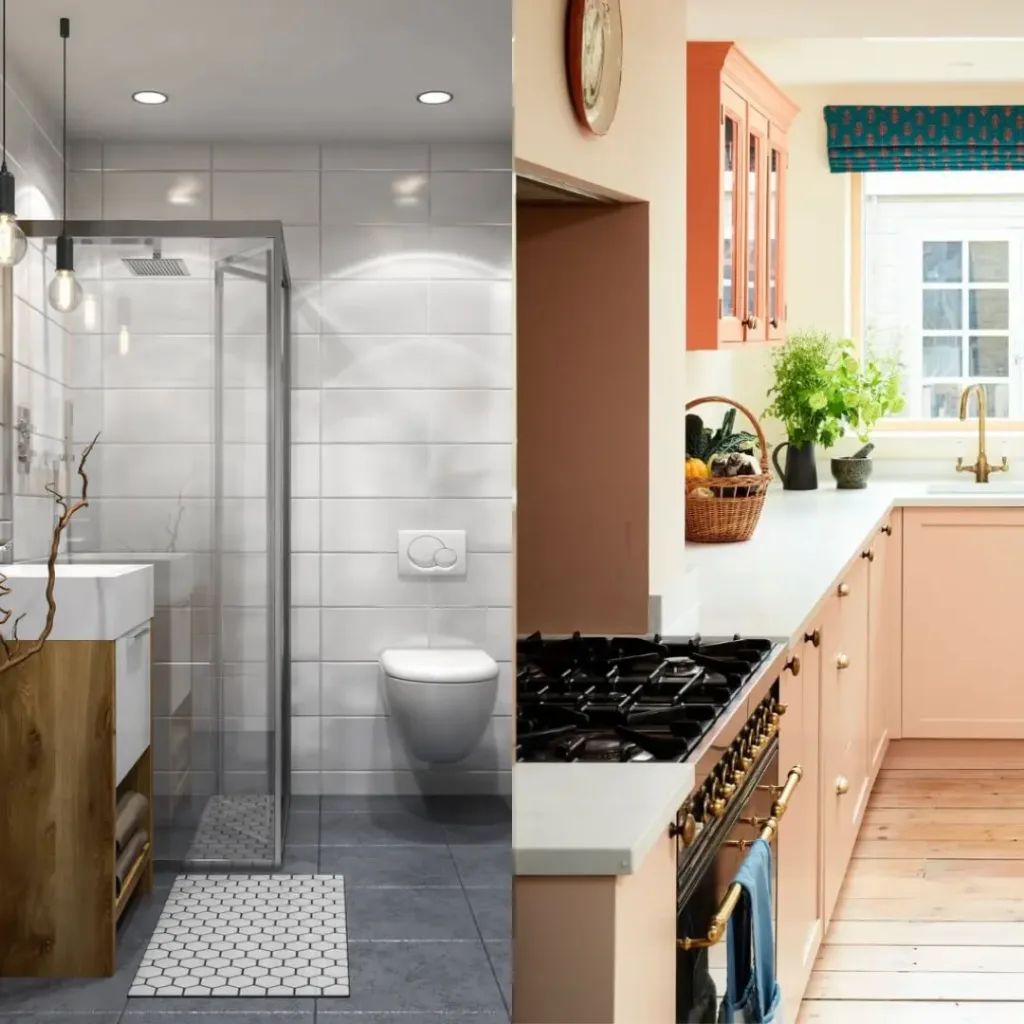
[[566, 0, 623, 136]]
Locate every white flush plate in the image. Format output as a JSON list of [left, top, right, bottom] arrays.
[[398, 530, 467, 578]]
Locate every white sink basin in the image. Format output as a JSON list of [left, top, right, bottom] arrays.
[[926, 478, 1024, 495], [1, 563, 154, 640]]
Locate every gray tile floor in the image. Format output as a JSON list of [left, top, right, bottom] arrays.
[[0, 794, 511, 1023]]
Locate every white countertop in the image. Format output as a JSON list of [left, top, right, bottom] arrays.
[[513, 762, 694, 876], [673, 478, 1024, 642]]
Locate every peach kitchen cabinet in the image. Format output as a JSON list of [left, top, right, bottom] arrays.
[[820, 555, 870, 927], [903, 507, 1024, 738], [776, 620, 823, 1013], [686, 43, 799, 350], [867, 511, 902, 778]]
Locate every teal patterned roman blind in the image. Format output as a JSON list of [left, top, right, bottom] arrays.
[[823, 105, 1024, 172]]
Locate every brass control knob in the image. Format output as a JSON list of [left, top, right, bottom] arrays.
[[776, 702, 788, 715], [785, 655, 801, 677], [835, 776, 850, 795], [738, 754, 754, 772], [804, 628, 821, 648], [670, 812, 697, 847], [836, 653, 850, 670], [838, 582, 850, 597], [862, 549, 875, 563], [710, 797, 727, 819], [721, 780, 737, 799]]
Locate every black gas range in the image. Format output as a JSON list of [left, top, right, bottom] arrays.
[[515, 632, 780, 764]]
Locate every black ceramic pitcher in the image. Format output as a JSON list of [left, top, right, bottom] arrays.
[[772, 441, 818, 491]]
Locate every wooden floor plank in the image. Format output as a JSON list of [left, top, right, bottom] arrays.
[[864, 806, 1024, 824], [842, 858, 927, 881], [861, 822, 1024, 841], [833, 897, 1024, 921], [869, 791, 1024, 808], [853, 839, 1024, 859], [798, 1001, 1024, 1024], [925, 858, 1024, 879], [838, 872, 1022, 900], [806, 970, 1024, 1000], [815, 942, 1024, 972], [878, 768, 1024, 780], [823, 919, 1024, 946]]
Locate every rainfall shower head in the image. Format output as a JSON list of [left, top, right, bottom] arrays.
[[121, 242, 190, 277]]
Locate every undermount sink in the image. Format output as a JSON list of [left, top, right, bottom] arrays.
[[926, 478, 1024, 495]]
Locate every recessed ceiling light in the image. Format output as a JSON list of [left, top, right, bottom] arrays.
[[417, 90, 453, 105], [132, 90, 168, 105]]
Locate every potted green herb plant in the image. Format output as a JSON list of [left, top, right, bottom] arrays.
[[764, 330, 905, 491]]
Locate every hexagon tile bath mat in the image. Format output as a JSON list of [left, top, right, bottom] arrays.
[[129, 874, 349, 997]]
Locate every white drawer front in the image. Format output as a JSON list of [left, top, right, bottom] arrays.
[[116, 623, 151, 785]]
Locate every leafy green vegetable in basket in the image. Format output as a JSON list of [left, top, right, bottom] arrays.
[[685, 408, 758, 463]]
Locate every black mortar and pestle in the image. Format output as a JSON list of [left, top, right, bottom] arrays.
[[831, 443, 875, 490]]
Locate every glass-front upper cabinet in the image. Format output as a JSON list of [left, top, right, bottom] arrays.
[[719, 86, 746, 343], [767, 128, 788, 341], [745, 107, 769, 343], [686, 42, 798, 350]]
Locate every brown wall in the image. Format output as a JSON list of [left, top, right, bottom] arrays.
[[517, 203, 650, 635]]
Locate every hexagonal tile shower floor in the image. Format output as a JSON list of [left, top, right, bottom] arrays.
[[129, 874, 349, 997]]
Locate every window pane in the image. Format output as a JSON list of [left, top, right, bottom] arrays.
[[922, 241, 962, 282], [922, 335, 962, 378], [968, 335, 1010, 377], [969, 288, 1009, 330], [923, 383, 962, 418], [922, 289, 962, 329], [987, 383, 1010, 417], [969, 241, 1009, 283]]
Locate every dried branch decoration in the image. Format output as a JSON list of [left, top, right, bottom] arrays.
[[0, 432, 98, 674]]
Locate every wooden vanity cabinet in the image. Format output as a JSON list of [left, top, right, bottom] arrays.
[[686, 43, 798, 350], [776, 621, 823, 1013], [903, 506, 1024, 737]]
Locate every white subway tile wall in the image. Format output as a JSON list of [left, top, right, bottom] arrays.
[[69, 140, 514, 796]]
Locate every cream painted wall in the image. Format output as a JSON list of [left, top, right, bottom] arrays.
[[687, 80, 1024, 464], [514, 0, 689, 621]]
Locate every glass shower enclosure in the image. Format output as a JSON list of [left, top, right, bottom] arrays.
[[22, 220, 291, 869]]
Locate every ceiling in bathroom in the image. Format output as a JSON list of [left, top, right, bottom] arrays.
[[7, 0, 511, 142], [739, 38, 1024, 84]]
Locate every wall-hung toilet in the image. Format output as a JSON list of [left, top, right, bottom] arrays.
[[380, 648, 499, 764]]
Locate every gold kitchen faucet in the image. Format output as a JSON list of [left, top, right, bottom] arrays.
[[956, 383, 1009, 483]]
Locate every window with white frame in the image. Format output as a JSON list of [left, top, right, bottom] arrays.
[[862, 171, 1024, 420]]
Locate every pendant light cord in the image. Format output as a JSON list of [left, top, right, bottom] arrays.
[[60, 18, 68, 233], [2, 0, 8, 174]]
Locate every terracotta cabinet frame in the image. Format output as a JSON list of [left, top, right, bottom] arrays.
[[687, 43, 798, 350]]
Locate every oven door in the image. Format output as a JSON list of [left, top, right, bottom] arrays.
[[676, 744, 779, 1023]]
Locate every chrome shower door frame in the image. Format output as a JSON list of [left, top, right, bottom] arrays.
[[22, 219, 293, 869]]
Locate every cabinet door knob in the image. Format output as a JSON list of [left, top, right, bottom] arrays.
[[785, 655, 801, 677], [881, 524, 893, 536], [804, 628, 821, 648], [742, 314, 759, 329], [862, 549, 875, 562], [836, 653, 850, 670], [769, 317, 779, 329], [837, 582, 850, 597], [835, 776, 849, 795]]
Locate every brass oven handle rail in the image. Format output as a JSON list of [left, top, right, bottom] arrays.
[[678, 765, 803, 952]]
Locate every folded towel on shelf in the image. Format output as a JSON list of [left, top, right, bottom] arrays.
[[115, 830, 148, 896], [115, 792, 149, 855], [720, 838, 783, 1024]]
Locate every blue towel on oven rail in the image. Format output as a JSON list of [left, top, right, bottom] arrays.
[[720, 837, 783, 1024]]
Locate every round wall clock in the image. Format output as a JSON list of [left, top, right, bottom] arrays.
[[566, 0, 623, 137]]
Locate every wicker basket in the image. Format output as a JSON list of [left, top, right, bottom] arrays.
[[685, 395, 771, 544]]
